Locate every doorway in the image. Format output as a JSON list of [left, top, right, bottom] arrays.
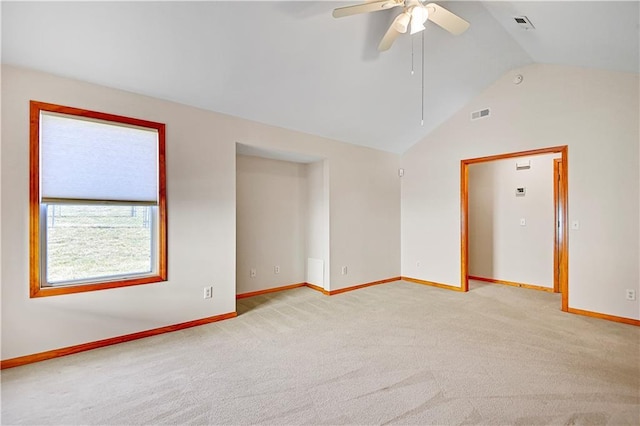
[[460, 146, 568, 311]]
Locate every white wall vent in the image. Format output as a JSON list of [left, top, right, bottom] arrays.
[[471, 108, 490, 120], [514, 16, 535, 30]]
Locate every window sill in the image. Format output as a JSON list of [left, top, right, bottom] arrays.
[[30, 275, 167, 298]]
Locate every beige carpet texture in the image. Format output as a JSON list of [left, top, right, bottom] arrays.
[[1, 280, 639, 425]]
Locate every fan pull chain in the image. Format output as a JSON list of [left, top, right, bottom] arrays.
[[411, 36, 415, 75], [421, 30, 425, 126]]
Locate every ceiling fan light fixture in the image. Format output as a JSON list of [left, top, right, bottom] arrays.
[[334, 1, 469, 52], [409, 5, 428, 34], [409, 20, 426, 34], [392, 12, 411, 33]]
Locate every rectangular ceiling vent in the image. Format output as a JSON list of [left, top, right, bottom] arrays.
[[471, 108, 490, 120], [514, 16, 535, 30]]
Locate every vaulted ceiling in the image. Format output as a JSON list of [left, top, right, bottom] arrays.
[[2, 1, 638, 153]]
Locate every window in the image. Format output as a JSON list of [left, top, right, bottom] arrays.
[[30, 101, 167, 297]]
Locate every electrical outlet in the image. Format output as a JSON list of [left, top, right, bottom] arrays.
[[203, 286, 212, 299], [250, 268, 256, 278], [341, 266, 348, 275], [626, 289, 636, 301], [274, 265, 280, 274]]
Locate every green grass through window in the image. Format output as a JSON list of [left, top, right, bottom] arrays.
[[46, 205, 152, 284]]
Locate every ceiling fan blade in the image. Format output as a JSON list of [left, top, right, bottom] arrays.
[[424, 2, 470, 35], [378, 23, 401, 51], [332, 0, 401, 19]]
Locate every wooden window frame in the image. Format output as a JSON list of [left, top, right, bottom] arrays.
[[30, 101, 167, 297]]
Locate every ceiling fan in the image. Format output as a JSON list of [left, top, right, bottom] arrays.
[[332, 0, 470, 51]]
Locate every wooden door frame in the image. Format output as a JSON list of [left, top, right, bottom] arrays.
[[553, 158, 563, 293], [460, 146, 569, 311]]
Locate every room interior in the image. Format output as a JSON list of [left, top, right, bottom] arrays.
[[1, 1, 639, 423]]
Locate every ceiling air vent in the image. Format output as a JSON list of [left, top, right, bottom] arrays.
[[471, 108, 490, 120], [514, 16, 535, 30]]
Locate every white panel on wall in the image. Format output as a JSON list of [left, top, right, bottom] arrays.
[[307, 258, 324, 287]]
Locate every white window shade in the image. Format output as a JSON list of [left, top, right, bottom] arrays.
[[41, 112, 159, 203]]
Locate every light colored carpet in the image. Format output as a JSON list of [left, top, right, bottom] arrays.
[[1, 280, 639, 425]]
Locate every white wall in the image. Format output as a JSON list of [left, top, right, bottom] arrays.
[[1, 65, 401, 360], [236, 155, 308, 294], [402, 64, 639, 320], [231, 132, 401, 293], [306, 160, 329, 289], [469, 154, 560, 288], [328, 153, 401, 289]]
